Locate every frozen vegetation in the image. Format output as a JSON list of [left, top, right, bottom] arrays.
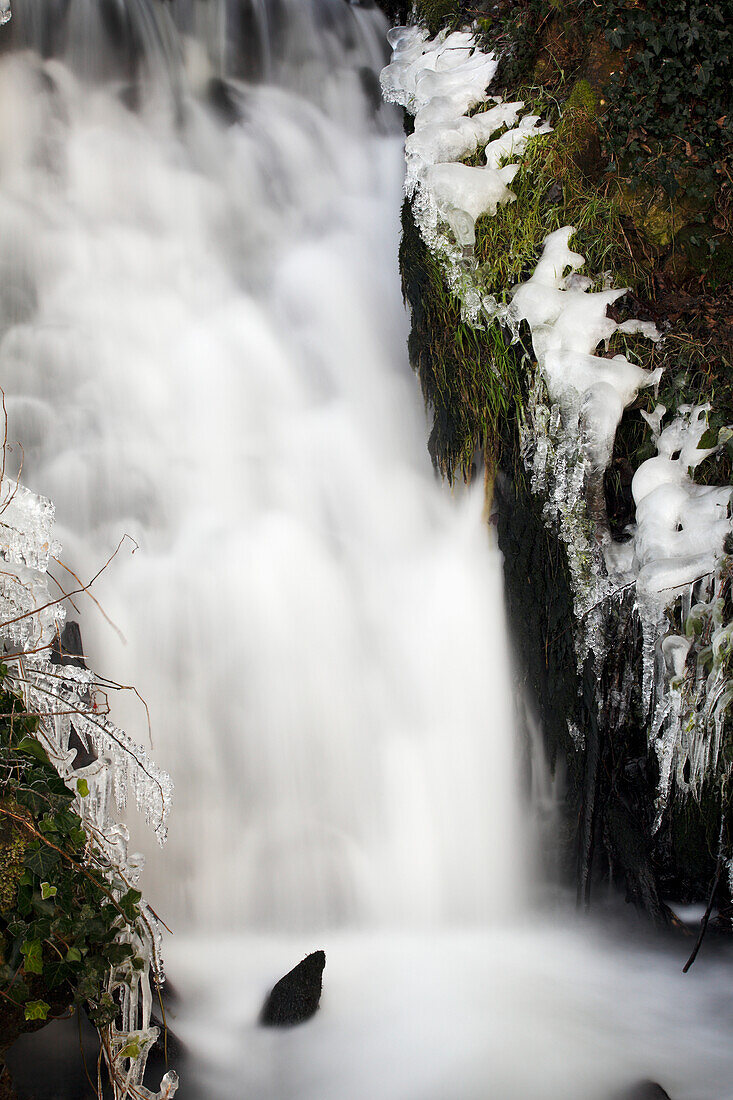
[[382, 23, 733, 853], [0, 470, 176, 1095]]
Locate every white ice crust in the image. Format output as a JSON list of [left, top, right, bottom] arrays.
[[633, 404, 732, 604], [510, 226, 663, 474], [382, 25, 550, 255]]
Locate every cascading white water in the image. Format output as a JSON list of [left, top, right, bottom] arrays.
[[0, 0, 521, 934], [1, 4, 733, 1099]]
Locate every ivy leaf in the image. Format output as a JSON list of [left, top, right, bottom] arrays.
[[88, 992, 118, 1028], [104, 942, 134, 966], [24, 1000, 50, 1021], [118, 889, 142, 923], [53, 809, 83, 835], [40, 882, 57, 901], [117, 1038, 141, 1060], [44, 959, 73, 990], [21, 938, 43, 975], [65, 947, 82, 963], [699, 427, 718, 449], [76, 779, 89, 798], [24, 843, 60, 881], [14, 737, 50, 765]]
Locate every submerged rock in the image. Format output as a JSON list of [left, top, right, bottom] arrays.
[[614, 1082, 672, 1100], [259, 951, 326, 1027]]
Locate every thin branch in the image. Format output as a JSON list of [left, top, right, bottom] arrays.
[[682, 855, 721, 972], [47, 570, 81, 614], [683, 807, 727, 974], [53, 556, 127, 644], [0, 534, 138, 632], [10, 670, 167, 823]]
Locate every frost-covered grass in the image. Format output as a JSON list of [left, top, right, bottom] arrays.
[[474, 118, 648, 303]]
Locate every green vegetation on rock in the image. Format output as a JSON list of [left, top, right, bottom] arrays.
[[0, 669, 146, 1052], [390, 0, 733, 919]]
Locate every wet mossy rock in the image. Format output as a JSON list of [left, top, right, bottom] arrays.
[[554, 80, 603, 182], [375, 0, 469, 34], [613, 1084, 672, 1100], [616, 181, 711, 250]]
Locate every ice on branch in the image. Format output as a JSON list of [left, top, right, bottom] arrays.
[[0, 471, 176, 1098]]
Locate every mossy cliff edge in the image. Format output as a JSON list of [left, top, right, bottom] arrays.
[[378, 0, 733, 927]]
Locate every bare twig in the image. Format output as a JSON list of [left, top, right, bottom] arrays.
[[683, 810, 726, 973], [0, 534, 138, 632], [53, 556, 127, 644], [682, 855, 721, 972]]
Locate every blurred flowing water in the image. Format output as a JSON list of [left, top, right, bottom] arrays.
[[0, 3, 732, 1098]]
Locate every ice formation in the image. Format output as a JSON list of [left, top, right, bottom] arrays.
[[510, 226, 663, 476], [632, 404, 732, 606], [382, 21, 733, 825], [0, 0, 10, 27], [630, 406, 733, 828], [382, 24, 549, 290], [0, 472, 176, 1095]]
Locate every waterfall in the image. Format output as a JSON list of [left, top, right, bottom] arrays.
[[1, 5, 733, 1099], [0, 0, 522, 932]]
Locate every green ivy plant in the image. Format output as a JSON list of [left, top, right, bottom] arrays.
[[0, 667, 145, 1034], [600, 0, 731, 211], [478, 0, 731, 255]]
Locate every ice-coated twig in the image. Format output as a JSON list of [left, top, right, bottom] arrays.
[[0, 445, 175, 1096]]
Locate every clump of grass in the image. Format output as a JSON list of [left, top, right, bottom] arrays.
[[472, 88, 652, 303]]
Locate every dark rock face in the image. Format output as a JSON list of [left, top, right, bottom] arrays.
[[207, 78, 243, 127], [372, 0, 410, 22], [50, 620, 86, 669], [260, 951, 326, 1027], [494, 472, 671, 921], [50, 622, 97, 769]]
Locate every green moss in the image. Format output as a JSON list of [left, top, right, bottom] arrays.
[[400, 200, 528, 482], [566, 78, 597, 115], [0, 806, 26, 914]]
